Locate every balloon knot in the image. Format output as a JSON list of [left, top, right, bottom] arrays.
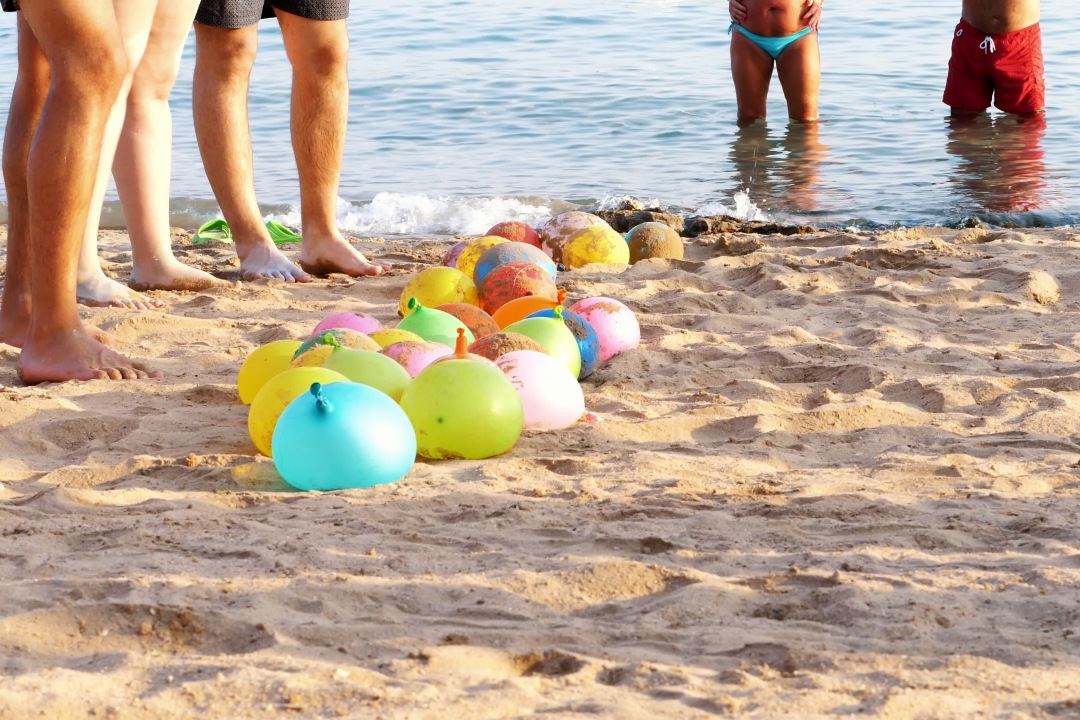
[[408, 297, 420, 311], [553, 305, 564, 320], [454, 327, 468, 357], [311, 382, 332, 412], [322, 331, 341, 348]]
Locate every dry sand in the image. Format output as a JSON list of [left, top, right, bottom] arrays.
[[2, 225, 1080, 719]]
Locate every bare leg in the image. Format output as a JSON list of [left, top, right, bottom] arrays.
[[192, 21, 310, 282], [119, 0, 225, 293], [776, 31, 820, 123], [15, 0, 160, 383], [730, 31, 774, 126], [0, 15, 48, 348], [276, 11, 390, 278], [75, 0, 162, 310]]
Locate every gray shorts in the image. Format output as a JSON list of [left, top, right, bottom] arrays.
[[195, 0, 349, 28]]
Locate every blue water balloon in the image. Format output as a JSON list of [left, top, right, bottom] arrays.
[[272, 382, 416, 491], [473, 242, 558, 286], [525, 307, 600, 379]]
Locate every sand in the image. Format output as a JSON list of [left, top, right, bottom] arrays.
[[2, 225, 1080, 719]]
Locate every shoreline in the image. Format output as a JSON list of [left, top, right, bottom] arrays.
[[2, 225, 1080, 717]]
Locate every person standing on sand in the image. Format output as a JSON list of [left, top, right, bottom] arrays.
[[73, 0, 226, 310], [192, 0, 391, 282], [726, 0, 822, 125], [944, 0, 1043, 116], [0, 1, 159, 382]]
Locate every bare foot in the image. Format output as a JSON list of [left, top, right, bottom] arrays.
[[237, 241, 311, 283], [77, 273, 162, 309], [299, 233, 392, 278], [17, 323, 162, 384], [129, 258, 228, 292]]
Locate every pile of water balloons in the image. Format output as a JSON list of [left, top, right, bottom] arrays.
[[237, 213, 678, 492]]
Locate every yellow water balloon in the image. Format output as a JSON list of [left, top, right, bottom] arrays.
[[398, 266, 479, 317], [456, 235, 508, 282], [247, 366, 350, 457], [236, 339, 303, 404]]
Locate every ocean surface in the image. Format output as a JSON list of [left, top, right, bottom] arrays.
[[1, 0, 1079, 236]]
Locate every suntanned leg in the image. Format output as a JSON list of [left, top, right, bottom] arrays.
[[776, 31, 820, 123], [120, 0, 224, 293], [16, 0, 160, 383], [0, 15, 48, 348], [75, 0, 162, 310], [730, 31, 774, 126], [193, 21, 310, 282], [276, 11, 390, 278]]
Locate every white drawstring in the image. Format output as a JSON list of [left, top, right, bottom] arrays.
[[980, 35, 996, 54]]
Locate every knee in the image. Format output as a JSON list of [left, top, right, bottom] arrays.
[[129, 59, 183, 104], [56, 43, 129, 105], [288, 28, 348, 76], [195, 25, 258, 80]]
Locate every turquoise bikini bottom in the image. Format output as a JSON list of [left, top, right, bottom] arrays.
[[730, 24, 814, 59]]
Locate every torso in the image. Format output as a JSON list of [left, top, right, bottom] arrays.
[[962, 0, 1040, 35], [740, 0, 810, 36]]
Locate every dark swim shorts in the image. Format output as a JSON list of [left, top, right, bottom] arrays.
[[1, 0, 19, 13], [195, 0, 349, 29]]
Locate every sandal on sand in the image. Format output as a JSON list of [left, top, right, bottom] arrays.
[[192, 218, 232, 245], [266, 219, 302, 245]]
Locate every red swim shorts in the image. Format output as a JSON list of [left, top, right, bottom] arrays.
[[944, 19, 1045, 115]]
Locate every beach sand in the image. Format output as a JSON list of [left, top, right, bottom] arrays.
[[2, 225, 1080, 718]]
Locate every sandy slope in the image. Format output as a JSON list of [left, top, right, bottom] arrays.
[[1, 225, 1080, 719]]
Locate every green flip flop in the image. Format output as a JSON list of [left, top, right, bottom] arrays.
[[191, 218, 232, 245], [266, 219, 302, 245]]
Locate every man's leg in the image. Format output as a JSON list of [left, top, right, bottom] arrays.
[[730, 31, 775, 126], [776, 32, 820, 123], [119, 0, 224, 292], [16, 0, 159, 382], [193, 20, 310, 282], [0, 14, 48, 348], [276, 11, 389, 277], [74, 0, 161, 310]]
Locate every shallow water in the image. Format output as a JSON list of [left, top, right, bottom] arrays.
[[0, 0, 1078, 234]]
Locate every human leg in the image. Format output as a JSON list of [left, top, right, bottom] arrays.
[[730, 29, 775, 126], [16, 0, 159, 382], [0, 14, 48, 348], [74, 0, 162, 310], [775, 30, 820, 123], [276, 10, 389, 277], [193, 20, 310, 282], [118, 0, 225, 292]]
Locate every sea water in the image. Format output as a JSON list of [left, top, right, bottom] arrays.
[[0, 0, 1078, 235]]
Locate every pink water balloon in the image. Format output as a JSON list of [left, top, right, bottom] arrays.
[[495, 350, 585, 431], [312, 311, 383, 337], [381, 340, 453, 378], [567, 297, 640, 362]]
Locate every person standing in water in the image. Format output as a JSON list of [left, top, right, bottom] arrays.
[[944, 0, 1043, 116], [726, 0, 823, 125]]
